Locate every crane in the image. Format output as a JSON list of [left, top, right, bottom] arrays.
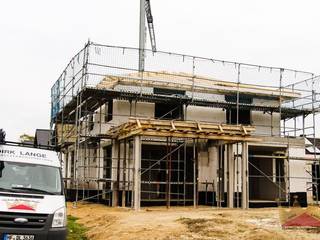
[[145, 0, 157, 52], [139, 0, 157, 71]]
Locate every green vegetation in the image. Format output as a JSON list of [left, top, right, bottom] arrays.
[[67, 215, 88, 240]]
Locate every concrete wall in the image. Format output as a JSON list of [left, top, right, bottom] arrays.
[[85, 97, 282, 138], [186, 106, 225, 123], [251, 111, 280, 136], [112, 100, 154, 123], [198, 142, 215, 192], [88, 100, 155, 136], [289, 147, 311, 193]]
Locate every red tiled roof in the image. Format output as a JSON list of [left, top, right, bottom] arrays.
[[282, 213, 320, 228]]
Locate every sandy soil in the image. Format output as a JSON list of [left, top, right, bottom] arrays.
[[67, 203, 320, 240]]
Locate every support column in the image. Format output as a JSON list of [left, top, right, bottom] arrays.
[[122, 139, 127, 207], [112, 140, 120, 207], [208, 141, 218, 206], [227, 144, 234, 208], [193, 139, 197, 208], [133, 136, 141, 211], [242, 142, 249, 209]]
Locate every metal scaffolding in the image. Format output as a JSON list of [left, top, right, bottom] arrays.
[[51, 41, 320, 209]]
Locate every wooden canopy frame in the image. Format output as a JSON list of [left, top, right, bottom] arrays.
[[108, 117, 260, 142]]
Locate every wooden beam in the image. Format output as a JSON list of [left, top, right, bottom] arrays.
[[197, 121, 202, 131], [242, 126, 248, 135], [137, 131, 260, 142], [170, 121, 176, 131], [219, 125, 224, 134], [136, 119, 142, 128]]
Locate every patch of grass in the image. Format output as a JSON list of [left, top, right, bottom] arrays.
[[67, 215, 87, 240]]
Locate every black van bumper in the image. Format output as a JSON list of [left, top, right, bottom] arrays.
[[0, 211, 67, 240], [0, 228, 67, 240]]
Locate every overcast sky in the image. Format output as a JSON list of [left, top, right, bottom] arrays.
[[0, 0, 319, 140]]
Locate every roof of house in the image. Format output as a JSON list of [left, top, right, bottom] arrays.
[[306, 138, 320, 155], [282, 212, 320, 228], [34, 129, 52, 146], [307, 138, 320, 147]]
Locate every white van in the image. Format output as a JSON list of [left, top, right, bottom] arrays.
[[0, 143, 67, 240]]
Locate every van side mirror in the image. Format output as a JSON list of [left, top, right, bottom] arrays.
[[0, 129, 6, 143], [0, 161, 4, 178]]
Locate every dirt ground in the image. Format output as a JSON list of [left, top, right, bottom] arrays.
[[67, 203, 320, 240]]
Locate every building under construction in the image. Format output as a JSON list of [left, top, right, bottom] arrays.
[[51, 42, 320, 210]]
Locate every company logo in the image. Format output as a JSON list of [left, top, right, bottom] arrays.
[[0, 147, 47, 159], [19, 151, 46, 158], [14, 218, 29, 224], [5, 199, 38, 212], [0, 150, 15, 155]]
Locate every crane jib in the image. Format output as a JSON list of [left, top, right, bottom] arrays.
[[144, 0, 157, 52]]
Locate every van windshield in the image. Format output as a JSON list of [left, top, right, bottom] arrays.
[[0, 161, 62, 195]]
